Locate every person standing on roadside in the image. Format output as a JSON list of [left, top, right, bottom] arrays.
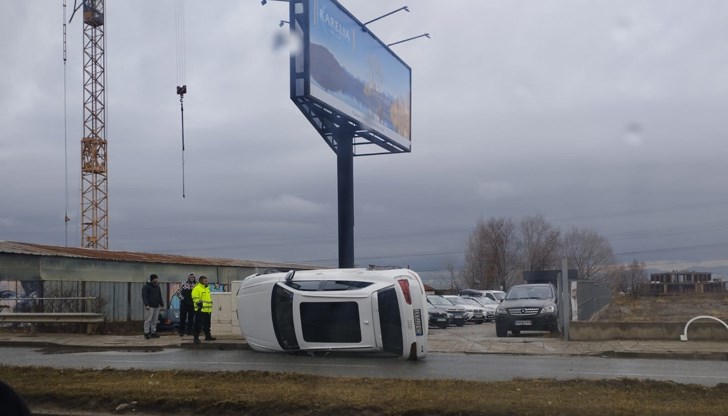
[[141, 274, 164, 339], [191, 275, 216, 344], [176, 273, 196, 336]]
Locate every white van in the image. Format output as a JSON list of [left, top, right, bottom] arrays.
[[235, 267, 428, 360]]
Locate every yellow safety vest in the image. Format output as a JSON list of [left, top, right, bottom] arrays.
[[191, 283, 213, 313]]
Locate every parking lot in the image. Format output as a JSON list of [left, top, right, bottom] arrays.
[[429, 319, 556, 339]]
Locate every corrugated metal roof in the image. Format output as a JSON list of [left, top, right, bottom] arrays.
[[0, 240, 318, 270]]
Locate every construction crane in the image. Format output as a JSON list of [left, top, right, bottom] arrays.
[[70, 0, 108, 249]]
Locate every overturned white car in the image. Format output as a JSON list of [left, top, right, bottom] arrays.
[[235, 267, 428, 360]]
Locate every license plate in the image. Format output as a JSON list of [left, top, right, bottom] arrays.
[[515, 320, 532, 326], [413, 309, 424, 336], [435, 318, 446, 322]]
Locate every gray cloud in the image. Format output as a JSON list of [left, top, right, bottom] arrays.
[[2, 0, 728, 276]]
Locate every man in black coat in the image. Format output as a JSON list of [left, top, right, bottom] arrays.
[[141, 274, 164, 339], [176, 273, 196, 336]]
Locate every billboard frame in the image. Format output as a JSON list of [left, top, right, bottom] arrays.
[[289, 0, 412, 156]]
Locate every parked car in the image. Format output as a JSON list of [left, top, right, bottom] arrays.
[[462, 295, 497, 322], [495, 284, 559, 337], [443, 295, 485, 324], [460, 289, 506, 303], [427, 295, 469, 327], [427, 305, 449, 329], [157, 293, 181, 331], [236, 267, 428, 360]]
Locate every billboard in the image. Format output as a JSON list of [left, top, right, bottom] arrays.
[[291, 0, 412, 153]]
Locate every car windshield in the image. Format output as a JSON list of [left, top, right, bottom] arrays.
[[446, 297, 466, 305], [506, 287, 553, 300], [428, 296, 453, 306], [460, 298, 481, 307]]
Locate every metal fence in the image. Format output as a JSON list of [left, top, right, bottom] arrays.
[[576, 280, 613, 321]]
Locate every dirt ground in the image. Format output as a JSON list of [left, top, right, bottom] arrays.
[[596, 292, 728, 322], [2, 366, 728, 416]]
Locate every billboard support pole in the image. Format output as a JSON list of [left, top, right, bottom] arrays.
[[336, 125, 355, 268]]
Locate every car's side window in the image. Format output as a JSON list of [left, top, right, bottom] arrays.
[[300, 302, 361, 342], [321, 280, 373, 291], [285, 280, 321, 291], [284, 280, 373, 291], [271, 284, 299, 350]]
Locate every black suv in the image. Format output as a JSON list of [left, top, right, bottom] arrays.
[[495, 284, 559, 337]]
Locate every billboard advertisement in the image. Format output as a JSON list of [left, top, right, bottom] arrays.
[[305, 0, 411, 151]]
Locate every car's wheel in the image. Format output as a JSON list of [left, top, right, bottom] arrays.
[[438, 322, 448, 329], [495, 323, 507, 337], [511, 328, 521, 335]]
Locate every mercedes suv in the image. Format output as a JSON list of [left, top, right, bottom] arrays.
[[495, 284, 559, 337]]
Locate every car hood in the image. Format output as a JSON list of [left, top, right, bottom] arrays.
[[500, 298, 554, 308], [431, 304, 467, 312]]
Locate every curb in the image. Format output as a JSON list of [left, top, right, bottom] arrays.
[[0, 338, 250, 352], [598, 350, 728, 361], [180, 341, 249, 350]]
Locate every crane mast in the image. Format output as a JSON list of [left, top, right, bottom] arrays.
[[79, 0, 108, 249]]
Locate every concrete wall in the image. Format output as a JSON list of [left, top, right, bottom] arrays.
[[210, 281, 243, 336], [569, 321, 728, 341]]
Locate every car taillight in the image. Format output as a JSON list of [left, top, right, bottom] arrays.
[[398, 279, 412, 305]]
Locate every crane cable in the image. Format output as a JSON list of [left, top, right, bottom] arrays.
[[63, 0, 71, 246], [175, 0, 188, 198]]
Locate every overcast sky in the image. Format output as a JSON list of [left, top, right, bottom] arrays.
[[2, 1, 728, 280]]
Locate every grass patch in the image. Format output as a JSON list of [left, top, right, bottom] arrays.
[[2, 365, 728, 415]]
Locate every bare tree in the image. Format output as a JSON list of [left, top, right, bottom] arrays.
[[519, 215, 561, 271], [444, 260, 460, 292], [560, 226, 615, 282], [617, 259, 647, 295], [463, 217, 519, 290]]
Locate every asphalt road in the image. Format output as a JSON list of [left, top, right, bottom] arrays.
[[2, 346, 728, 386]]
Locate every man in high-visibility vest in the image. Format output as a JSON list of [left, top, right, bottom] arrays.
[[191, 275, 216, 344]]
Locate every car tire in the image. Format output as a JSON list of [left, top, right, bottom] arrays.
[[438, 322, 448, 329], [495, 323, 507, 337]]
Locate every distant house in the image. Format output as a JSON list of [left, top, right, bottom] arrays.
[[423, 283, 436, 295]]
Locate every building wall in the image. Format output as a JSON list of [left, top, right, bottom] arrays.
[[0, 252, 307, 322]]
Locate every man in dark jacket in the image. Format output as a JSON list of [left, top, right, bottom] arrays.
[[141, 274, 164, 339], [176, 273, 196, 336]]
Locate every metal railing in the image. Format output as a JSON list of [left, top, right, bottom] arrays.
[[0, 297, 98, 313]]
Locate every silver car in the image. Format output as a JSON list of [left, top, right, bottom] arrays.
[[443, 295, 485, 324], [462, 296, 497, 322]]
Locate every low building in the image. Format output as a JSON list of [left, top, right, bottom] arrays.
[[0, 240, 318, 322], [646, 271, 723, 294]]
